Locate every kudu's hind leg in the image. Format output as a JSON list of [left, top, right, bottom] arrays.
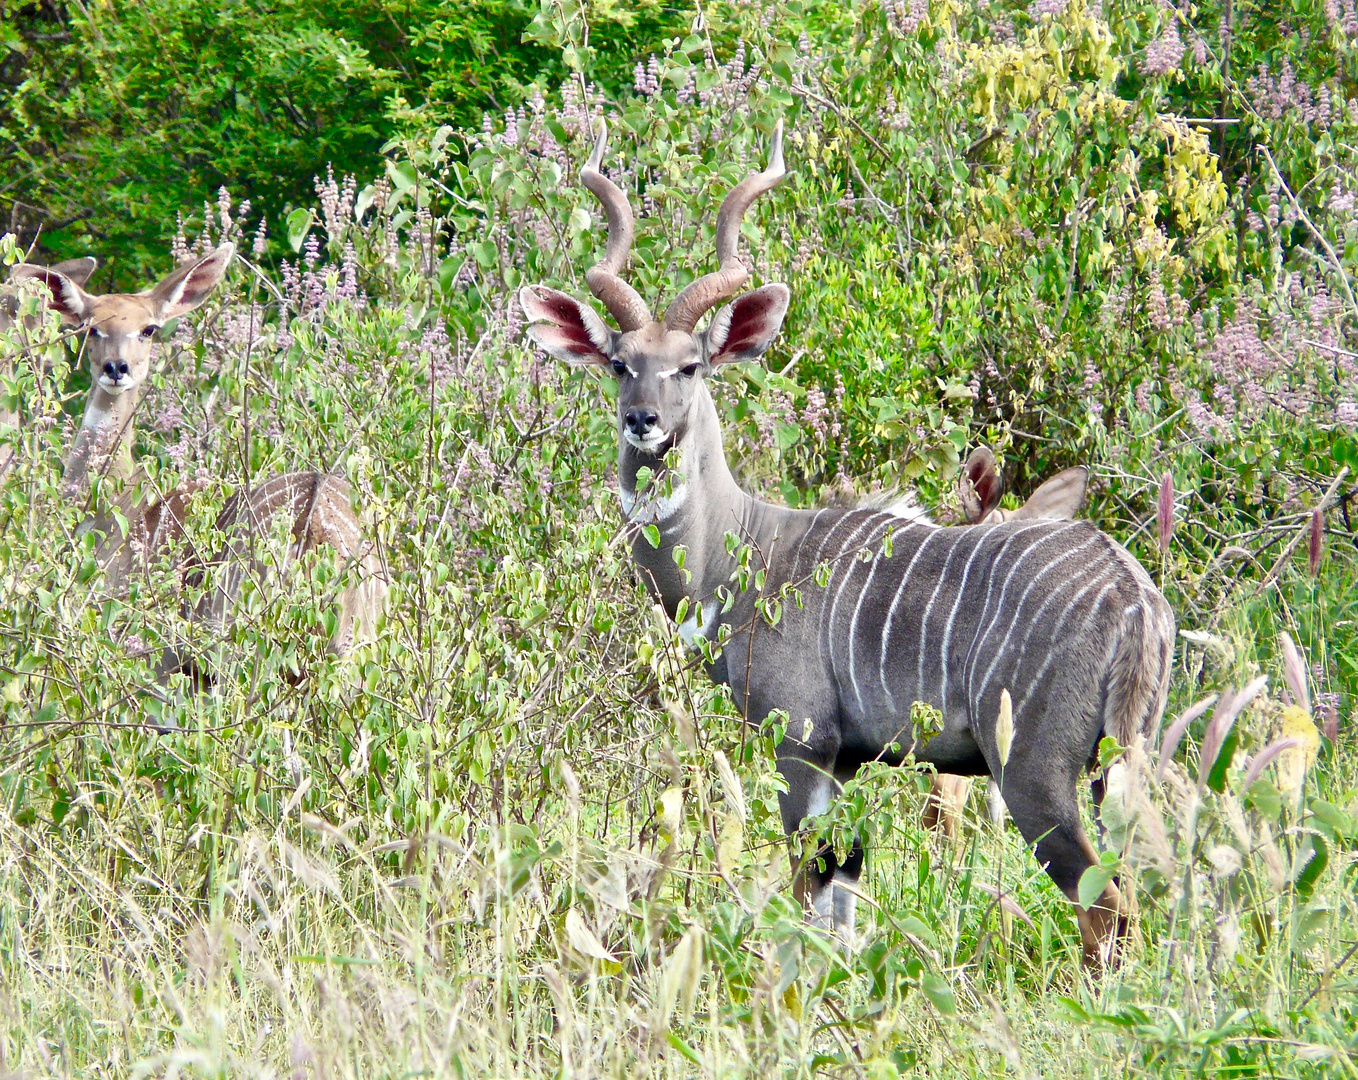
[[999, 756, 1129, 969], [778, 753, 862, 947], [923, 773, 973, 840]]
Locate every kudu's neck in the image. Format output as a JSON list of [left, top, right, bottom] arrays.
[[64, 383, 141, 498], [620, 381, 787, 616]]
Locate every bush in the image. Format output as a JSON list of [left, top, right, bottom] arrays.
[[0, 0, 1356, 1073], [1, 0, 684, 280]]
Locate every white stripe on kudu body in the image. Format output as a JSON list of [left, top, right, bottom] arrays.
[[523, 120, 1175, 969]]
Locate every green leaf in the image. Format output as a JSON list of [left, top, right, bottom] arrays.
[[1078, 864, 1116, 910], [1294, 835, 1328, 898], [921, 972, 955, 1016], [1206, 726, 1240, 793], [286, 208, 313, 253], [1309, 799, 1355, 843], [1245, 780, 1282, 822], [642, 524, 660, 549], [667, 1033, 701, 1065]]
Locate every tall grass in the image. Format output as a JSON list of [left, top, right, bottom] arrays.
[[2, 0, 1357, 1072]]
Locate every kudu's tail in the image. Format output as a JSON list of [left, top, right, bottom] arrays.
[[1103, 584, 1176, 752]]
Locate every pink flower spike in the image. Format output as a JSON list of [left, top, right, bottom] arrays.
[[1309, 508, 1324, 575], [1241, 737, 1301, 792], [1156, 694, 1218, 780], [1199, 675, 1269, 789], [1279, 633, 1309, 713], [1157, 471, 1174, 555]]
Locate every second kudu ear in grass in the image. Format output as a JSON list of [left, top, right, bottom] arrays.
[[13, 247, 387, 701], [525, 121, 1172, 968]]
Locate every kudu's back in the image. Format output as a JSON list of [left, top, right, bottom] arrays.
[[720, 508, 1174, 777]]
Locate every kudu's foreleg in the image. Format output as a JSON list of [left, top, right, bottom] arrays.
[[777, 750, 863, 946]]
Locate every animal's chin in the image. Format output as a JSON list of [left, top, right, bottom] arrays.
[[624, 431, 673, 457], [98, 379, 133, 396]]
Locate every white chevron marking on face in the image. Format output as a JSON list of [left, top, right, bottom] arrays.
[[625, 428, 669, 452]]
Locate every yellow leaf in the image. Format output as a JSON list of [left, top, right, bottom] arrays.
[[1276, 704, 1319, 808], [565, 908, 615, 963], [717, 812, 743, 876], [658, 786, 683, 843]]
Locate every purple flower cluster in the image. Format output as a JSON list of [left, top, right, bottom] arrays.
[[634, 55, 663, 98], [884, 0, 930, 34], [801, 386, 829, 439], [697, 43, 763, 113], [1325, 0, 1358, 36], [1027, 0, 1069, 18], [220, 305, 263, 348], [1246, 61, 1353, 128], [1146, 264, 1172, 333], [558, 79, 608, 141], [1140, 21, 1185, 78], [1329, 180, 1356, 214], [876, 89, 912, 132], [154, 403, 183, 435], [1185, 395, 1227, 436], [1206, 302, 1275, 410], [315, 166, 357, 242], [757, 388, 797, 452]]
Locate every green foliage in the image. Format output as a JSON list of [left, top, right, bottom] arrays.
[[1, 0, 1357, 1074], [1, 0, 685, 279]]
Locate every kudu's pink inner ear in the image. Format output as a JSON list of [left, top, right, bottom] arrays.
[[707, 283, 791, 365], [519, 285, 613, 367], [9, 265, 89, 324], [960, 448, 1003, 522]]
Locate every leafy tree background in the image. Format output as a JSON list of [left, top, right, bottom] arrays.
[[0, 0, 684, 282], [0, 0, 1357, 1073]]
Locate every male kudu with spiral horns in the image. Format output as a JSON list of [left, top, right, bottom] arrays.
[[521, 121, 1175, 968]]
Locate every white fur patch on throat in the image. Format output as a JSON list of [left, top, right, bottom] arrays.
[[676, 599, 719, 649], [619, 476, 688, 523]]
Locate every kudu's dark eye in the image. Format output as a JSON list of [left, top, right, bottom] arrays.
[[611, 360, 627, 377], [140, 325, 160, 339], [680, 363, 700, 378]]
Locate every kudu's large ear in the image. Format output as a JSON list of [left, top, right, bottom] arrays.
[[704, 283, 790, 366], [50, 257, 98, 287], [519, 285, 616, 367], [147, 243, 235, 320], [8, 263, 93, 324], [1009, 466, 1088, 521], [958, 446, 1003, 523]]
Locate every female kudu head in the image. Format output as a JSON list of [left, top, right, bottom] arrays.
[[520, 122, 791, 462], [10, 245, 235, 403]]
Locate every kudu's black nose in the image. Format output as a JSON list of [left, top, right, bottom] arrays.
[[102, 360, 130, 382], [625, 408, 658, 436]]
